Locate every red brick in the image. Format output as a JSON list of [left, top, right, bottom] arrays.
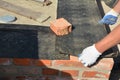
[[54, 77, 77, 80], [93, 58, 114, 70], [16, 76, 26, 80], [13, 58, 32, 66], [70, 55, 79, 61], [34, 59, 51, 66], [3, 67, 17, 74], [42, 68, 59, 75], [82, 71, 109, 78], [61, 70, 79, 77], [18, 67, 41, 74], [0, 58, 11, 65], [53, 60, 84, 67], [50, 18, 72, 36]]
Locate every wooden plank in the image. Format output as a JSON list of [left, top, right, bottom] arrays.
[[0, 0, 50, 23]]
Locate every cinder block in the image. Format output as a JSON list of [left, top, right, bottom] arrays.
[[50, 18, 72, 36]]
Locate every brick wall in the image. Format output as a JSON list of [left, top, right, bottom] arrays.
[[0, 56, 114, 80]]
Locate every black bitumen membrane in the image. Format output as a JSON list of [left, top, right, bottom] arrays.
[[0, 0, 119, 59]]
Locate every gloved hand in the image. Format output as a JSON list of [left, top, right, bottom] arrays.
[[79, 44, 101, 67], [99, 9, 119, 25]]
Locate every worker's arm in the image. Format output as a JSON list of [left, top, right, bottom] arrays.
[[113, 0, 120, 13], [97, 0, 120, 52], [79, 24, 120, 67], [100, 0, 120, 25], [95, 24, 120, 53]]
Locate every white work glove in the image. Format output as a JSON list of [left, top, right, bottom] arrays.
[[79, 44, 101, 67], [99, 9, 119, 25]]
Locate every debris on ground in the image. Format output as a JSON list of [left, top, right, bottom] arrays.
[[43, 0, 52, 6], [35, 0, 52, 6]]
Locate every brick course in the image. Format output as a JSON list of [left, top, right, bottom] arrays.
[[0, 56, 114, 80], [0, 58, 12, 65]]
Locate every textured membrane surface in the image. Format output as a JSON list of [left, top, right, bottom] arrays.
[[0, 0, 118, 59], [57, 0, 107, 56], [0, 24, 69, 59]]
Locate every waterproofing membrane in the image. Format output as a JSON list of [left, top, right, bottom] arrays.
[[0, 24, 69, 59], [0, 0, 119, 59], [56, 0, 119, 57]]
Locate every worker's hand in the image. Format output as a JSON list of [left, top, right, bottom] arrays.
[[99, 9, 119, 25], [79, 44, 101, 67]]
